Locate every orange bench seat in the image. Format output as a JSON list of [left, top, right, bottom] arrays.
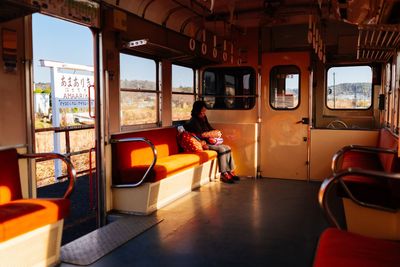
[[0, 147, 75, 266], [0, 198, 69, 242], [0, 148, 72, 242], [110, 127, 218, 214], [112, 127, 217, 185]]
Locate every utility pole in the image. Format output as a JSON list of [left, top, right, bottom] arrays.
[[333, 72, 336, 108]]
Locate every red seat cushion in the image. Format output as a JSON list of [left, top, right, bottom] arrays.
[[314, 228, 400, 267], [0, 148, 22, 204], [339, 128, 399, 174], [0, 198, 70, 242], [377, 128, 398, 172], [339, 148, 396, 207], [341, 151, 382, 171]]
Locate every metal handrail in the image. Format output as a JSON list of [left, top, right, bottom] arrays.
[[110, 137, 157, 188], [331, 144, 397, 173], [203, 94, 258, 98], [89, 146, 96, 210], [318, 168, 400, 229], [88, 84, 95, 119], [35, 124, 94, 133], [19, 152, 76, 199]]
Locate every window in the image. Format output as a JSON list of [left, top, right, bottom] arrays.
[[120, 54, 159, 127], [202, 67, 256, 109], [172, 64, 195, 121], [326, 66, 372, 109], [270, 65, 300, 109]]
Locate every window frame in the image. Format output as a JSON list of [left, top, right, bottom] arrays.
[[201, 66, 256, 110], [119, 52, 161, 130], [171, 63, 197, 123], [269, 65, 301, 111], [325, 65, 373, 111]]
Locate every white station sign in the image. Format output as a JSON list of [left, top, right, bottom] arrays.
[[54, 73, 94, 108]]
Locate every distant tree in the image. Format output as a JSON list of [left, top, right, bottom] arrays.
[[42, 88, 51, 94]]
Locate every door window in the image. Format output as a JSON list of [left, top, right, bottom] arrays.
[[270, 65, 300, 109]]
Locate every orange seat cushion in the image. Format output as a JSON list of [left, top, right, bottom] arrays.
[[115, 154, 202, 184], [183, 150, 218, 164], [0, 198, 70, 242], [152, 154, 201, 181]]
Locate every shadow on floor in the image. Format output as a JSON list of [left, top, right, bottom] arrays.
[[37, 174, 98, 245]]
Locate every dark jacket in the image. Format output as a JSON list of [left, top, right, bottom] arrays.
[[185, 116, 214, 136]]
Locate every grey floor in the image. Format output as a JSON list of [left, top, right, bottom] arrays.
[[60, 178, 332, 267]]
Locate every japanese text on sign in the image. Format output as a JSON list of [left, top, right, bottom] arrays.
[[54, 73, 94, 101]]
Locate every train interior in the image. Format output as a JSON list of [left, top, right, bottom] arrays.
[[1, 0, 400, 266]]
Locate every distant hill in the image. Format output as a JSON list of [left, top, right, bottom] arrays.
[[120, 79, 156, 90], [327, 82, 371, 97], [120, 79, 191, 92]]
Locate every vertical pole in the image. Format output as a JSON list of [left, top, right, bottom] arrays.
[[161, 60, 172, 126], [50, 67, 62, 178], [256, 26, 262, 179], [333, 72, 336, 108], [354, 84, 357, 108], [307, 59, 313, 182], [24, 15, 35, 197], [94, 30, 106, 227]]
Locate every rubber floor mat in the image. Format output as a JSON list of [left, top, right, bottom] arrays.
[[61, 215, 163, 265]]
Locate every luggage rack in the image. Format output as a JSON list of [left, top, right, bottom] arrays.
[[357, 24, 400, 62]]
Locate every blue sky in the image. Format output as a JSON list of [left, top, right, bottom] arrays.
[[32, 14, 93, 83], [33, 13, 192, 87], [327, 66, 372, 86]]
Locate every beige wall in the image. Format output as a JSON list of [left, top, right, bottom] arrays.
[[309, 128, 378, 180], [0, 18, 27, 147], [211, 122, 258, 177], [102, 26, 120, 135]]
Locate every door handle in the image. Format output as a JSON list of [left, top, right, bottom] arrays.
[[296, 117, 309, 124], [88, 84, 95, 119]]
